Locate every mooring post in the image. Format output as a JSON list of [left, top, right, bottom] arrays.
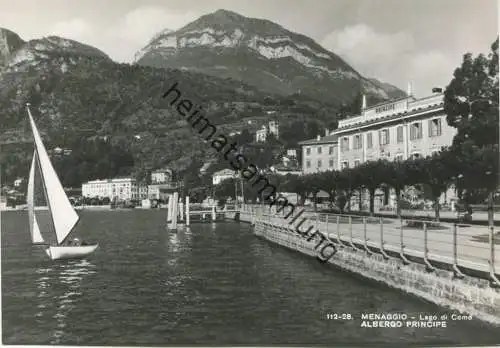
[[211, 204, 216, 221], [179, 200, 184, 223], [185, 196, 190, 226], [168, 192, 178, 229], [166, 194, 173, 223]]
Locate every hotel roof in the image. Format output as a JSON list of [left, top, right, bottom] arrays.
[[298, 134, 338, 146]]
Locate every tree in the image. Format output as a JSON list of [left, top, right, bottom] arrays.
[[444, 37, 499, 149], [380, 160, 408, 218], [317, 170, 340, 208], [355, 160, 385, 215], [443, 37, 499, 214], [412, 152, 454, 221]]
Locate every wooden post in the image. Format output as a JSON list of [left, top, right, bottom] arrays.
[[166, 194, 173, 223], [168, 192, 178, 229], [179, 200, 184, 222], [186, 196, 190, 226]]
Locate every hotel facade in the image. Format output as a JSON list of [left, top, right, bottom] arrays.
[[334, 88, 454, 169], [82, 178, 148, 201], [300, 85, 458, 209]]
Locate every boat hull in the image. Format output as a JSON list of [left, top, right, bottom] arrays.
[[45, 244, 98, 261]]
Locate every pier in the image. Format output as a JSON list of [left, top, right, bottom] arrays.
[[226, 204, 500, 325], [165, 194, 238, 229]]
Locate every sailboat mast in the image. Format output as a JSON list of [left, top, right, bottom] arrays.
[[34, 153, 57, 245], [26, 103, 80, 246]]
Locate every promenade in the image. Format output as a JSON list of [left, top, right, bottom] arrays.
[[240, 205, 500, 279]]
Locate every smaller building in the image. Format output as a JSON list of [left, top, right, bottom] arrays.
[[151, 168, 173, 184], [148, 181, 182, 200], [212, 169, 237, 186], [13, 178, 24, 187], [298, 130, 338, 174], [255, 120, 279, 143], [286, 149, 297, 159]]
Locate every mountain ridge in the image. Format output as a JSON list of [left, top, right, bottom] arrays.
[[134, 9, 406, 103]]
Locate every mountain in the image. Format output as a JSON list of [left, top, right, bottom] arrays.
[[134, 9, 406, 104], [0, 29, 336, 187], [0, 28, 25, 68]]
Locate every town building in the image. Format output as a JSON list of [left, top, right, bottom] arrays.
[[331, 84, 457, 209], [13, 178, 24, 187], [212, 169, 237, 186], [255, 120, 279, 142], [151, 168, 173, 184], [334, 85, 453, 168], [298, 129, 338, 174], [82, 177, 148, 201]]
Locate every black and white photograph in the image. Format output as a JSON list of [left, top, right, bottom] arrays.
[[0, 0, 499, 346]]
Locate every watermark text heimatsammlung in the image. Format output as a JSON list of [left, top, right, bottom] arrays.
[[161, 81, 338, 262]]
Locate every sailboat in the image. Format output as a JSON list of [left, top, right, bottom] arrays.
[[26, 103, 98, 260]]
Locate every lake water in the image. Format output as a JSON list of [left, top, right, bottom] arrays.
[[2, 209, 499, 346]]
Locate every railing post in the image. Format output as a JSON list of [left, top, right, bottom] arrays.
[[452, 223, 464, 278], [379, 217, 389, 259], [363, 217, 372, 254], [325, 214, 329, 236], [399, 219, 410, 264], [423, 222, 435, 272], [488, 225, 500, 286], [336, 215, 344, 246], [349, 216, 360, 251]]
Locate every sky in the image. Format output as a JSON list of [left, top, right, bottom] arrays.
[[0, 0, 497, 96]]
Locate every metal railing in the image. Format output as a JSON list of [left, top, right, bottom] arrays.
[[237, 204, 500, 286]]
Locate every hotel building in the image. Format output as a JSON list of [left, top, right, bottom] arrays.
[[82, 177, 148, 201], [332, 84, 457, 208], [335, 86, 454, 168], [299, 130, 338, 174]]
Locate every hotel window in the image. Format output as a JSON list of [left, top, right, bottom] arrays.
[[354, 160, 360, 167], [367, 132, 373, 148], [329, 146, 334, 154], [306, 147, 311, 155], [379, 129, 390, 145], [317, 160, 322, 168], [306, 160, 311, 168], [410, 122, 422, 140], [341, 137, 349, 152], [353, 134, 362, 149], [396, 126, 404, 143], [329, 159, 334, 168], [341, 161, 349, 169], [428, 118, 442, 137], [317, 146, 322, 154]]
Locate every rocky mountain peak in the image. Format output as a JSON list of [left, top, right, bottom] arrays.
[[0, 28, 25, 67], [133, 9, 405, 103]]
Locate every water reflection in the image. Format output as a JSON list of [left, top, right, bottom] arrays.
[[34, 259, 96, 344]]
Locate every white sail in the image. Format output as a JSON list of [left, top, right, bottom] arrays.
[[27, 151, 45, 244], [26, 105, 79, 245]]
